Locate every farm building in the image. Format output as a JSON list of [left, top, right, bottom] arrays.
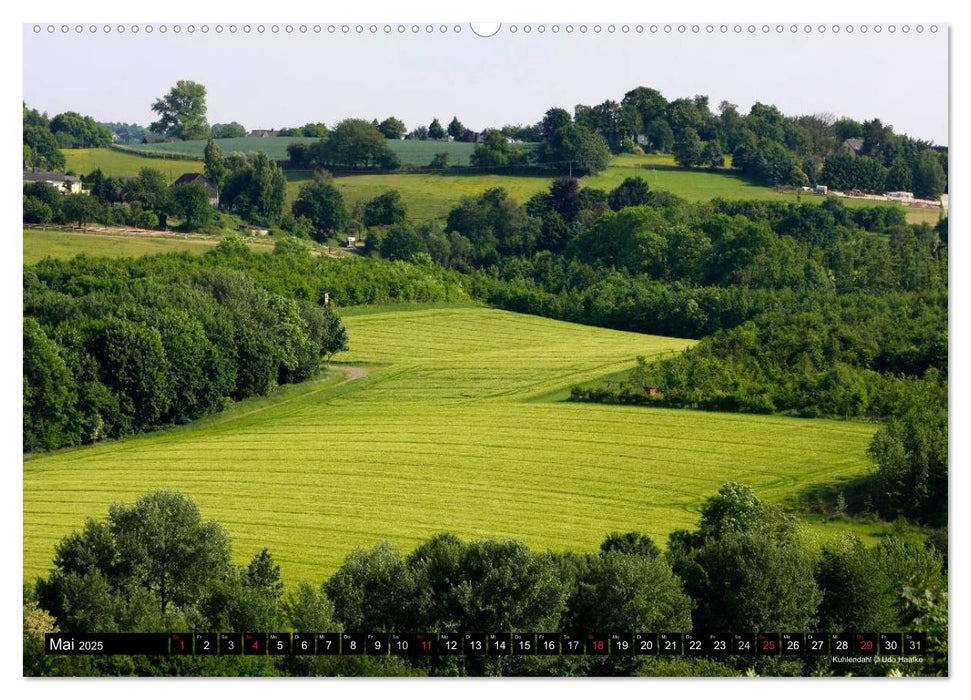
[[23, 171, 83, 194], [174, 173, 219, 207], [249, 129, 279, 138]]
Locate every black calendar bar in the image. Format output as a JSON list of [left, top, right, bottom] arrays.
[[45, 633, 169, 655], [45, 631, 930, 656]]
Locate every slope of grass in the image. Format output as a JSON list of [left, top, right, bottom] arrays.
[[121, 137, 484, 166], [63, 149, 204, 180], [22, 228, 275, 264], [23, 304, 879, 585], [66, 149, 929, 226]]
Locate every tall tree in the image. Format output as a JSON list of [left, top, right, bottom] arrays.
[[428, 118, 446, 140], [203, 138, 226, 188], [292, 177, 349, 241], [210, 121, 247, 138], [913, 149, 946, 200], [447, 117, 466, 140], [377, 117, 406, 140], [150, 80, 209, 140]]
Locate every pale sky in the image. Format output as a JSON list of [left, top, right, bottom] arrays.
[[23, 23, 949, 144]]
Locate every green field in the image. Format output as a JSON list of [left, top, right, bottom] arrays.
[[24, 304, 879, 585], [63, 148, 204, 180], [285, 169, 554, 222], [122, 137, 485, 166], [65, 148, 933, 226], [22, 228, 275, 264]]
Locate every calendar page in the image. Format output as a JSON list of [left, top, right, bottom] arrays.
[[19, 11, 949, 684]]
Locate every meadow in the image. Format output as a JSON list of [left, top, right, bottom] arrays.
[[64, 148, 934, 226], [122, 136, 483, 166], [63, 148, 204, 180], [23, 304, 879, 586], [22, 228, 276, 264]]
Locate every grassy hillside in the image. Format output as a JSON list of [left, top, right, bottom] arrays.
[[122, 137, 484, 166], [63, 148, 204, 180], [22, 228, 275, 264], [65, 148, 933, 226], [24, 304, 878, 585]]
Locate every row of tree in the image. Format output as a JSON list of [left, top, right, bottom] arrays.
[[26, 485, 947, 677], [24, 103, 114, 171], [23, 261, 348, 452], [561, 86, 947, 194], [24, 172, 218, 232]]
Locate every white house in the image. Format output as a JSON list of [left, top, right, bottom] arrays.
[[23, 171, 83, 194]]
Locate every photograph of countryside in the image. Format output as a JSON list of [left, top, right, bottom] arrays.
[[22, 25, 947, 678]]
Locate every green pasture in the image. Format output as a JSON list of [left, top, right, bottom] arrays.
[[22, 228, 275, 265], [24, 304, 879, 585], [65, 148, 932, 226], [122, 136, 484, 166], [63, 148, 204, 181]]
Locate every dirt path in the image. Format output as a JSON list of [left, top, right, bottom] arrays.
[[335, 365, 370, 382]]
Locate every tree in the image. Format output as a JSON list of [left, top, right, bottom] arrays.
[[815, 538, 899, 632], [23, 195, 53, 225], [429, 152, 449, 169], [673, 127, 704, 168], [23, 125, 65, 170], [377, 117, 406, 140], [470, 130, 511, 167], [292, 177, 349, 241], [537, 121, 611, 176], [211, 121, 247, 139], [321, 119, 400, 170], [540, 108, 572, 140], [566, 551, 690, 632], [220, 153, 287, 224], [61, 194, 103, 229], [363, 190, 407, 227], [203, 138, 226, 188], [681, 530, 821, 632], [284, 582, 340, 631], [380, 222, 425, 261], [547, 177, 582, 222], [701, 140, 724, 168], [87, 317, 172, 428], [446, 187, 538, 264], [599, 532, 660, 558], [428, 118, 446, 140], [913, 149, 946, 200], [245, 549, 284, 600], [869, 386, 947, 525], [447, 117, 466, 140], [325, 541, 416, 632], [608, 176, 651, 211], [172, 183, 214, 230], [50, 111, 113, 148], [23, 318, 80, 452], [108, 491, 231, 615], [38, 492, 233, 623], [131, 168, 172, 214], [406, 535, 567, 633], [150, 80, 209, 140]]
